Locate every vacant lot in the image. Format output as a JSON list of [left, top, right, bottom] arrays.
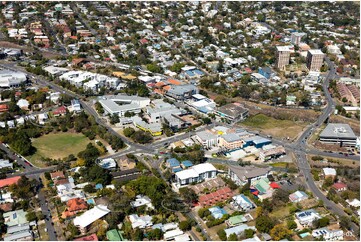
[[240, 114, 308, 140], [28, 133, 90, 167]]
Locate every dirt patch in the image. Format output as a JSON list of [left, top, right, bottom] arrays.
[[0, 40, 61, 59]]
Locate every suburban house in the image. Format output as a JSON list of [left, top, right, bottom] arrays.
[[312, 227, 344, 241], [322, 168, 337, 179], [295, 209, 321, 226], [224, 224, 256, 239], [332, 182, 347, 192], [208, 206, 228, 219], [61, 198, 88, 219], [289, 191, 309, 203], [231, 194, 255, 211], [128, 214, 153, 229], [226, 215, 249, 227], [131, 195, 154, 210], [73, 205, 111, 233], [175, 163, 217, 186], [258, 66, 275, 79]]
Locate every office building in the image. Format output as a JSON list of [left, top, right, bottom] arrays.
[[319, 123, 357, 147]]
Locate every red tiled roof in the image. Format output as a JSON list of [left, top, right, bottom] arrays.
[[140, 38, 148, 44], [270, 182, 280, 189], [332, 183, 347, 190], [168, 79, 181, 85], [67, 198, 88, 212], [0, 176, 21, 188], [50, 171, 65, 180], [54, 178, 69, 185], [0, 203, 13, 212], [198, 187, 233, 206], [0, 104, 8, 112], [74, 234, 98, 241], [53, 106, 67, 115]]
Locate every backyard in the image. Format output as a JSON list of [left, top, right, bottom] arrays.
[[240, 114, 308, 140], [27, 132, 90, 167]]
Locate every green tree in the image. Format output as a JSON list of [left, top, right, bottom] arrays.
[[256, 216, 275, 233], [339, 216, 351, 230], [287, 220, 297, 230], [26, 211, 37, 222], [179, 220, 192, 231], [179, 187, 198, 204], [83, 184, 96, 193], [217, 229, 227, 241], [123, 127, 135, 137], [110, 114, 120, 125], [147, 228, 163, 240], [313, 217, 330, 228], [270, 224, 292, 241], [228, 233, 238, 241], [244, 229, 255, 238]]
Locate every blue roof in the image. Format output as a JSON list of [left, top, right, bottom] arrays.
[[166, 158, 180, 167], [194, 69, 204, 75], [209, 206, 228, 219], [152, 223, 163, 230], [198, 106, 210, 114], [182, 160, 193, 167], [87, 198, 95, 205], [95, 184, 103, 190], [185, 70, 195, 76], [172, 167, 183, 173]]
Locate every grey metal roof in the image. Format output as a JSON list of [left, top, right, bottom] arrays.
[[229, 165, 270, 179], [196, 130, 217, 141], [319, 123, 357, 139], [99, 99, 140, 113], [221, 133, 241, 142]]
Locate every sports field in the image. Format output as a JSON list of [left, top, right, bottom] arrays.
[[27, 133, 90, 167]]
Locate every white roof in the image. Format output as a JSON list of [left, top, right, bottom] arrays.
[[276, 46, 291, 52], [308, 49, 324, 55], [192, 163, 217, 174], [323, 167, 336, 176], [175, 168, 199, 180], [346, 199, 360, 207], [192, 94, 207, 100], [163, 228, 184, 240], [174, 233, 191, 241], [73, 205, 110, 228]]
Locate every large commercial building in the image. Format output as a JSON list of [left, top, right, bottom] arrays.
[[215, 103, 249, 123], [306, 49, 324, 71], [319, 123, 357, 147], [0, 70, 27, 87], [275, 46, 291, 69], [98, 95, 150, 117]]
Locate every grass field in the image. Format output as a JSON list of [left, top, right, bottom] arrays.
[[241, 114, 308, 140], [27, 133, 90, 167]]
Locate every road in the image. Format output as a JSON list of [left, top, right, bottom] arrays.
[[1, 51, 359, 238], [292, 57, 359, 235]]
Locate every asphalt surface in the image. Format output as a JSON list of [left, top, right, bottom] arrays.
[[1, 52, 359, 238], [292, 57, 359, 235]]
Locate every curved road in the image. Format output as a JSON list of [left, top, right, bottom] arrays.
[[293, 57, 359, 235]]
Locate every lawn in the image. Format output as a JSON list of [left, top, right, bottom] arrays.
[[240, 114, 308, 140], [27, 132, 90, 167]]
